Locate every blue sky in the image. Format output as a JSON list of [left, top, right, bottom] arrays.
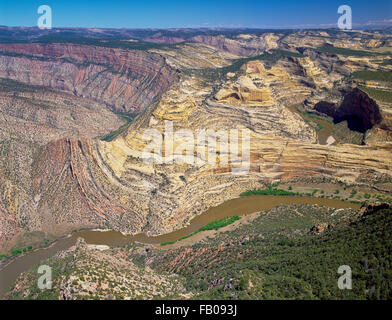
[[0, 0, 391, 29]]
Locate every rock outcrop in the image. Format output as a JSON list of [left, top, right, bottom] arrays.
[[0, 43, 178, 113], [0, 28, 392, 248], [7, 236, 190, 300], [359, 202, 390, 217], [309, 223, 331, 235]]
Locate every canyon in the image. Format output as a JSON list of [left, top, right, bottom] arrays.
[[0, 27, 391, 257]]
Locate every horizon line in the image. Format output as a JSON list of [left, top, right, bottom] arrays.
[[0, 25, 391, 31]]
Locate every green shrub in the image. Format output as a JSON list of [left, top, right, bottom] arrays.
[[240, 185, 298, 197], [10, 248, 22, 256], [161, 216, 241, 246]]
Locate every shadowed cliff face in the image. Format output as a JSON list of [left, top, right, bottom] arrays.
[[0, 43, 179, 113], [314, 101, 337, 118], [336, 88, 382, 132], [315, 88, 383, 133]]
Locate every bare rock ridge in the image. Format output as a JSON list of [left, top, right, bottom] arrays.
[[0, 43, 178, 113], [0, 28, 391, 249], [27, 56, 392, 239], [0, 42, 179, 245], [31, 138, 147, 235]]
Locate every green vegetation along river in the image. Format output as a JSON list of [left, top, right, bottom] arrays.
[[0, 195, 361, 298], [288, 104, 334, 145]]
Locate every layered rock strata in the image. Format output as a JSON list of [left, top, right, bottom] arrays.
[[0, 43, 178, 113]]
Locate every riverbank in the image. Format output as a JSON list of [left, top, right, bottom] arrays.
[[2, 177, 388, 266], [0, 194, 362, 298]]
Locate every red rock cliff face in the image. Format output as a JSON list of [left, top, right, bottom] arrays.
[[31, 138, 146, 235], [0, 43, 178, 113]]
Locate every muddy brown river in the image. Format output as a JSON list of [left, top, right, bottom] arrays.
[[0, 195, 360, 298]]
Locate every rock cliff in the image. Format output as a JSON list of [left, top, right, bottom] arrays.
[[0, 28, 391, 248], [0, 43, 178, 113]]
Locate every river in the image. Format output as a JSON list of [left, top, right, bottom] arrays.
[[287, 104, 335, 145], [0, 195, 360, 298]]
